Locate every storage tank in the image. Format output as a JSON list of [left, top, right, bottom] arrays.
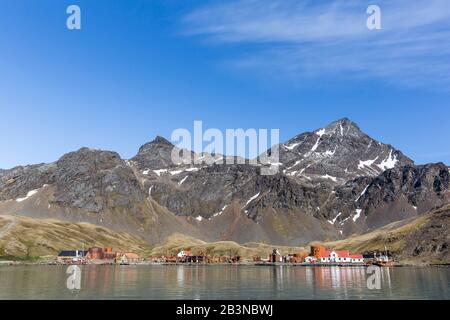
[[89, 247, 104, 260], [311, 245, 327, 258]]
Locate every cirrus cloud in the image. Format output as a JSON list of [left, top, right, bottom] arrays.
[[182, 0, 450, 89]]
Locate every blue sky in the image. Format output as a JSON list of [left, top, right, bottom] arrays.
[[0, 0, 449, 169]]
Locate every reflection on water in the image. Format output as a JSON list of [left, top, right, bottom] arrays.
[[0, 265, 448, 300]]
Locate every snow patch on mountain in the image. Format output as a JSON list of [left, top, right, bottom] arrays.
[[353, 209, 362, 222], [15, 185, 47, 203], [178, 176, 188, 186], [316, 129, 326, 137], [321, 174, 338, 182], [285, 160, 302, 172], [377, 150, 398, 171], [153, 169, 168, 176], [243, 193, 260, 209], [355, 185, 370, 202], [16, 189, 39, 202], [324, 148, 336, 157], [358, 157, 378, 170], [328, 212, 342, 225], [285, 142, 301, 150], [213, 205, 228, 218]]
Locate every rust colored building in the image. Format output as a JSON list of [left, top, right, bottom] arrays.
[[88, 247, 105, 260], [311, 245, 328, 259]]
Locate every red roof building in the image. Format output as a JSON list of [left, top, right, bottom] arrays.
[[312, 246, 365, 264]]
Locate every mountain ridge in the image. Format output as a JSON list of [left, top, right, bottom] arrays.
[[1, 118, 448, 245]]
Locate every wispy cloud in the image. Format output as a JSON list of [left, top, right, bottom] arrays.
[[182, 0, 450, 89]]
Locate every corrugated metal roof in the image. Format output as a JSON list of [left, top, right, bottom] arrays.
[[58, 250, 87, 257]]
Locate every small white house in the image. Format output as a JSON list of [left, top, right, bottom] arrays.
[[177, 250, 192, 258]]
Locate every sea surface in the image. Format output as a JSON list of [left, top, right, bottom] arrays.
[[0, 265, 448, 300]]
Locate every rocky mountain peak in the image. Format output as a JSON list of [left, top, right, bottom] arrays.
[[279, 118, 413, 182], [137, 136, 173, 153], [131, 136, 178, 171], [323, 117, 362, 137], [151, 136, 173, 146], [53, 147, 145, 212]]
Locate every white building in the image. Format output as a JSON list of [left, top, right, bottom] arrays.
[[316, 250, 364, 264], [177, 250, 192, 258]]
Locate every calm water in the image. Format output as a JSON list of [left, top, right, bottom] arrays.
[[0, 265, 448, 300]]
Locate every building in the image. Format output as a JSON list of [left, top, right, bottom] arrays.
[[177, 250, 193, 259], [288, 252, 308, 263], [305, 245, 365, 264], [269, 249, 282, 263], [176, 250, 206, 263], [87, 247, 105, 260], [117, 252, 140, 264], [350, 254, 364, 263], [57, 250, 87, 264], [104, 247, 116, 260], [311, 245, 328, 258], [305, 256, 317, 263]]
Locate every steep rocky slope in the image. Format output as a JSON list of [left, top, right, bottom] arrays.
[[0, 148, 202, 243], [279, 118, 413, 183], [130, 120, 448, 242], [324, 204, 450, 265], [0, 118, 448, 246], [323, 162, 450, 235]]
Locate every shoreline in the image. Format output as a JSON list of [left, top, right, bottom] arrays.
[[1, 260, 449, 268]]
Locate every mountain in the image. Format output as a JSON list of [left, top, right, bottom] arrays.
[[279, 118, 413, 183], [0, 148, 202, 243], [322, 162, 450, 235], [324, 204, 450, 265], [130, 118, 447, 243], [0, 118, 448, 246]]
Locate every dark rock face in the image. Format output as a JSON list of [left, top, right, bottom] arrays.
[[401, 206, 450, 263], [0, 163, 56, 201], [52, 148, 145, 212], [243, 174, 331, 222], [135, 119, 448, 238], [358, 163, 449, 210], [279, 118, 413, 183], [131, 136, 182, 170], [323, 163, 450, 232], [147, 164, 259, 218], [0, 118, 448, 245], [147, 164, 329, 221]]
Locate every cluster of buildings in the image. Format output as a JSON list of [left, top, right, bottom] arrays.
[[150, 250, 241, 264], [57, 247, 140, 265], [56, 245, 368, 266], [255, 245, 365, 265]]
